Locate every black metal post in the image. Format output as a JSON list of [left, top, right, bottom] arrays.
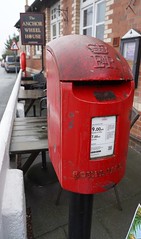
[[68, 192, 93, 239], [14, 50, 18, 76]]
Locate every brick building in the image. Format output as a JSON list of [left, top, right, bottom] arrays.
[[103, 0, 141, 150], [15, 0, 141, 148]]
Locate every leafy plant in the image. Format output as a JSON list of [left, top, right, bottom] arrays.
[[127, 207, 141, 239]]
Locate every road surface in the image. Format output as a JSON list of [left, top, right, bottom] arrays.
[[0, 66, 16, 120]]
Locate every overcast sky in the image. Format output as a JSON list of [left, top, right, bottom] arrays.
[[0, 0, 34, 58]]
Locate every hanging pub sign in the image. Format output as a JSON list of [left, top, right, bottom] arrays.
[[20, 13, 45, 45]]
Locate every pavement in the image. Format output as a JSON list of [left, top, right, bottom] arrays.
[[6, 78, 141, 239], [17, 145, 141, 239]]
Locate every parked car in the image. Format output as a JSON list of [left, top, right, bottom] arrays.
[[5, 55, 20, 73], [1, 59, 5, 67]]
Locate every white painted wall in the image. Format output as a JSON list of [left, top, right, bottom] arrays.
[[0, 70, 27, 238]]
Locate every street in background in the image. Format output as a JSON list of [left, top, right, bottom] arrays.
[[0, 66, 16, 120]]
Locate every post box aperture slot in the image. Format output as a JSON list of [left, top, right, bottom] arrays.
[[94, 91, 116, 101], [90, 116, 116, 159]]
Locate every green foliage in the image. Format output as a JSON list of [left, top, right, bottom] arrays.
[[5, 33, 19, 50]]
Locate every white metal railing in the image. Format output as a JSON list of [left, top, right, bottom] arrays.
[[0, 70, 26, 238], [0, 69, 22, 170]]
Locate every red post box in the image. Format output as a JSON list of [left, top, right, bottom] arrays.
[[46, 35, 134, 194]]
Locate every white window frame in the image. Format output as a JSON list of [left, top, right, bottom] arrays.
[[80, 0, 106, 40], [50, 2, 61, 40]]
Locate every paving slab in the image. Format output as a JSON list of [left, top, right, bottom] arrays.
[[23, 147, 141, 239]]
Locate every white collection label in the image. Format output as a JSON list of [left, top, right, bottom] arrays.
[[90, 116, 116, 159]]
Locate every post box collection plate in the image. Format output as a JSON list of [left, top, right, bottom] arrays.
[[90, 116, 116, 159]]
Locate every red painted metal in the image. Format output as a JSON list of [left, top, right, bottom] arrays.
[[46, 35, 134, 194], [20, 52, 26, 74]]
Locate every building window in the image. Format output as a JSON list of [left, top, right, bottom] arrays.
[[80, 0, 106, 40], [50, 2, 61, 40], [83, 6, 93, 36], [35, 45, 42, 55], [95, 1, 106, 40], [25, 45, 30, 57], [32, 45, 42, 59]]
